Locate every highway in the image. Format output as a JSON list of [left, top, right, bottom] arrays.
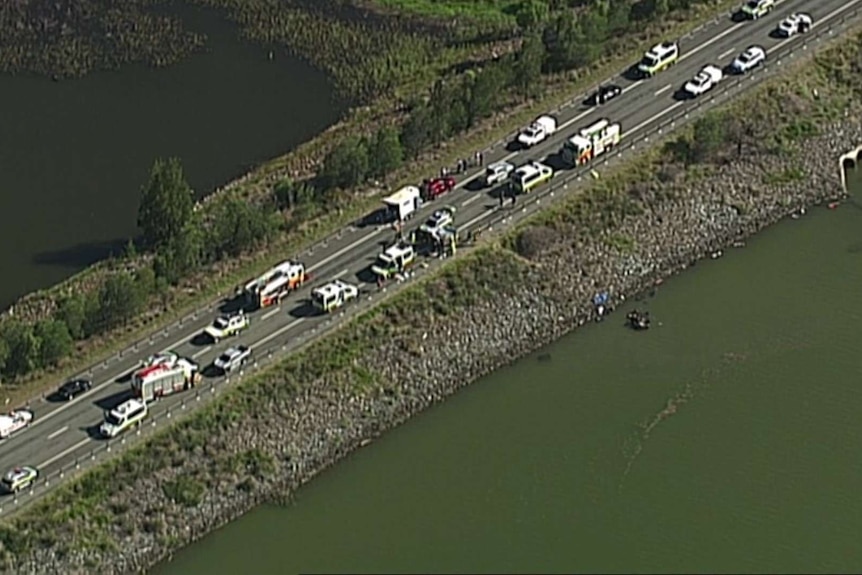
[[0, 0, 857, 509]]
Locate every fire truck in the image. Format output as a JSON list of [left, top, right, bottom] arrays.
[[242, 260, 306, 310], [561, 118, 621, 167], [131, 357, 200, 403]]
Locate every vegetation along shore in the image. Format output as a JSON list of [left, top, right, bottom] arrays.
[[2, 16, 861, 573], [0, 0, 739, 404]]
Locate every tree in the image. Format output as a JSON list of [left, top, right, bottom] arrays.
[[153, 221, 206, 285], [137, 157, 195, 250], [317, 137, 369, 190], [690, 114, 727, 162], [400, 103, 433, 159], [34, 319, 72, 367], [1, 322, 41, 377], [513, 32, 545, 100], [512, 0, 550, 30], [273, 178, 316, 211], [367, 127, 404, 179], [209, 196, 277, 258], [466, 64, 506, 126], [85, 273, 143, 333], [0, 335, 9, 378], [55, 293, 87, 340]]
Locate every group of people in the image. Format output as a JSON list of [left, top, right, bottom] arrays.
[[442, 150, 485, 178]]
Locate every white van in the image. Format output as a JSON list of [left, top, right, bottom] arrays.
[[510, 162, 554, 194], [100, 399, 148, 438]]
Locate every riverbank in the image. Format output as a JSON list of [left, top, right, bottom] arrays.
[[0, 0, 741, 405], [1, 24, 859, 572]]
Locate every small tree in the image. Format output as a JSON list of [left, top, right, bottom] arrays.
[[513, 31, 545, 100], [56, 293, 87, 340], [34, 319, 73, 367], [137, 157, 195, 250], [1, 322, 41, 377], [318, 137, 369, 190], [367, 127, 404, 179]]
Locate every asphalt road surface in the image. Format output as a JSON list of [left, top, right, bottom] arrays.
[[0, 0, 856, 508]]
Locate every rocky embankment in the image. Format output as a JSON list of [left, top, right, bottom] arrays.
[[9, 120, 856, 573]]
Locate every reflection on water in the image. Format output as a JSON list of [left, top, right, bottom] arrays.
[[0, 4, 341, 308]]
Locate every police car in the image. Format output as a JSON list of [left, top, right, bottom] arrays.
[[203, 311, 250, 342], [776, 13, 812, 37], [1, 466, 38, 494], [214, 345, 252, 374]]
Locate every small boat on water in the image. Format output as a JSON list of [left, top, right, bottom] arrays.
[[626, 309, 651, 331]]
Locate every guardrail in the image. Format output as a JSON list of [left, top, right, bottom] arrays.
[[2, 5, 858, 517]]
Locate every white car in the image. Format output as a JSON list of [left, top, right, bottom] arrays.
[[0, 409, 34, 439], [731, 46, 766, 74], [203, 312, 250, 342], [777, 13, 812, 37], [684, 65, 723, 96], [214, 345, 252, 374], [483, 161, 515, 187], [1, 466, 38, 494]]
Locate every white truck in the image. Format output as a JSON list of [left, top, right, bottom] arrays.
[[517, 115, 557, 148], [131, 358, 200, 402], [383, 186, 422, 223], [561, 118, 621, 167], [0, 409, 33, 439], [312, 280, 359, 313], [214, 345, 252, 374], [203, 311, 250, 342]]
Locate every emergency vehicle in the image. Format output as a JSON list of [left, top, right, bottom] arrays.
[[561, 119, 621, 166], [422, 176, 456, 201], [415, 223, 459, 257], [0, 409, 33, 439], [1, 466, 38, 494], [311, 280, 359, 313], [100, 399, 148, 438], [371, 243, 415, 279], [383, 186, 422, 223], [131, 358, 200, 403], [510, 162, 553, 194], [637, 41, 678, 77], [242, 260, 306, 310], [140, 350, 179, 370], [203, 311, 250, 342]]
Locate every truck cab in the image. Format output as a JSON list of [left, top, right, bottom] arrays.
[[382, 186, 422, 223], [371, 243, 415, 279]]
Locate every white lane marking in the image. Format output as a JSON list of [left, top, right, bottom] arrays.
[[627, 101, 685, 136], [558, 107, 596, 131], [654, 84, 672, 96], [27, 0, 859, 464], [332, 268, 350, 279], [718, 47, 736, 60], [39, 437, 90, 469], [47, 426, 68, 440], [461, 195, 482, 207], [308, 228, 383, 274], [253, 318, 306, 350], [261, 307, 280, 321], [681, 20, 743, 63], [191, 345, 212, 359]]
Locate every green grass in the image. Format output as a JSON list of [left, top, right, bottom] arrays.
[[374, 0, 521, 23]]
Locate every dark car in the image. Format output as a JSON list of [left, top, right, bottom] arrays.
[[56, 378, 92, 401], [591, 85, 622, 105]]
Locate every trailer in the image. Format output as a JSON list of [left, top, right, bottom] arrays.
[[242, 261, 306, 310], [132, 358, 200, 403], [383, 186, 422, 223]]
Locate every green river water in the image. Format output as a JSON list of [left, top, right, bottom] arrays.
[[157, 173, 862, 574]]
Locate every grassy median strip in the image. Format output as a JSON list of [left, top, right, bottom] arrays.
[[1, 18, 859, 565]]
